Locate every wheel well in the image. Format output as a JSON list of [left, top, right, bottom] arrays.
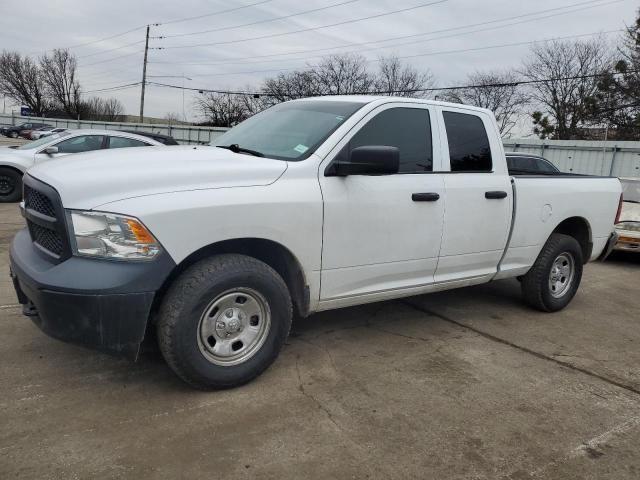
[[552, 217, 592, 263], [154, 238, 309, 320], [0, 165, 25, 176]]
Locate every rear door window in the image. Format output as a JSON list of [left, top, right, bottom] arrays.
[[443, 112, 492, 172], [108, 136, 150, 149]]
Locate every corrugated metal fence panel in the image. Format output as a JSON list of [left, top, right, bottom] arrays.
[[0, 113, 229, 145], [503, 139, 640, 178], [3, 112, 640, 177]]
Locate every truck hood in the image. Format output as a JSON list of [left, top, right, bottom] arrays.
[[27, 145, 288, 209]]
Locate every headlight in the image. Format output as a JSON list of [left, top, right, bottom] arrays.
[[68, 210, 161, 260]]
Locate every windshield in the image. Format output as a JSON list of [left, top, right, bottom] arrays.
[[211, 100, 365, 161], [16, 131, 71, 150]]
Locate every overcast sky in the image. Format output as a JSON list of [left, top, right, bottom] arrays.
[[2, 0, 637, 124]]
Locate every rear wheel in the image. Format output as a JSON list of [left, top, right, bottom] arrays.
[[0, 167, 23, 203], [521, 233, 583, 312], [157, 254, 292, 389], [9, 131, 18, 139]]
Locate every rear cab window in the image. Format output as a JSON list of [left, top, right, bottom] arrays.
[[442, 111, 492, 172]]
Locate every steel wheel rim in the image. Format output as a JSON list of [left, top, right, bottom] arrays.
[[0, 174, 15, 195], [548, 252, 575, 298], [197, 288, 271, 366]]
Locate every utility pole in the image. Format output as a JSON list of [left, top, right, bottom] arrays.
[[139, 25, 150, 123]]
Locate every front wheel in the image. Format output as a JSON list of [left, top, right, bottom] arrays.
[[9, 131, 18, 139], [157, 254, 292, 389], [0, 167, 23, 203], [521, 233, 583, 312]]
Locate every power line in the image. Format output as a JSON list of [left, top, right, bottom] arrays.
[[77, 40, 145, 59], [79, 52, 142, 69], [84, 82, 142, 94], [155, 0, 275, 26], [147, 69, 640, 97], [154, 0, 448, 50], [154, 0, 363, 39], [153, 29, 621, 79], [32, 1, 274, 57], [148, 0, 617, 65], [59, 26, 148, 51]]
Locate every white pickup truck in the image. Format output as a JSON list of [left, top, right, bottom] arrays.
[[10, 96, 622, 389]]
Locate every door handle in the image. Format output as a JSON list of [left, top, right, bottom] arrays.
[[485, 191, 508, 199], [412, 192, 440, 202]]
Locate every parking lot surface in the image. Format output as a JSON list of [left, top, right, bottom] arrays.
[[0, 136, 28, 147], [1, 202, 639, 479]]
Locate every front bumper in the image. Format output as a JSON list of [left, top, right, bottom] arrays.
[[10, 228, 175, 359]]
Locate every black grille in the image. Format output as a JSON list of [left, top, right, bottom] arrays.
[[22, 177, 70, 261], [29, 222, 64, 257], [24, 185, 56, 218]]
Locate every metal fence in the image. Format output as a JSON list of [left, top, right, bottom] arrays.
[[2, 111, 640, 177], [503, 139, 640, 178], [0, 113, 229, 145]]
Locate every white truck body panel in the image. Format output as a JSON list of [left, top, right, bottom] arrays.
[[25, 96, 622, 315]]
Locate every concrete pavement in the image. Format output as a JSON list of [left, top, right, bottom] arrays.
[[1, 202, 639, 479]]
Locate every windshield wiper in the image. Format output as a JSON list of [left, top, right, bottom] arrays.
[[216, 144, 264, 157]]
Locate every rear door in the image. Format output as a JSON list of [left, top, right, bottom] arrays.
[[434, 107, 512, 282]]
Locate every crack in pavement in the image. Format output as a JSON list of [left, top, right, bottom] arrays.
[[400, 300, 640, 397], [294, 353, 341, 431]]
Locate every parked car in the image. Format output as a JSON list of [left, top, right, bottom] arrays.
[[21, 126, 51, 140], [9, 97, 621, 389], [31, 127, 67, 140], [506, 152, 560, 174], [118, 130, 179, 145], [0, 129, 165, 202], [614, 177, 640, 253], [1, 122, 52, 139]]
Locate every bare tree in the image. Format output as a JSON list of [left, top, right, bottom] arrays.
[[40, 49, 81, 117], [586, 9, 640, 139], [164, 112, 182, 124], [79, 97, 124, 121], [313, 54, 375, 95], [194, 92, 252, 127], [374, 55, 434, 97], [443, 70, 529, 135], [262, 71, 323, 102], [0, 51, 49, 115], [262, 53, 375, 102], [521, 38, 611, 139]]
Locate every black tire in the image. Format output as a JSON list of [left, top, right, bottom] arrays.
[[521, 233, 583, 312], [157, 254, 292, 390], [0, 167, 23, 203], [9, 131, 18, 139]]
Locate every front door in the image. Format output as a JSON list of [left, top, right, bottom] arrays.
[[319, 104, 445, 305]]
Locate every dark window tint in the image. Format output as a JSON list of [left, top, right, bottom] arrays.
[[54, 135, 105, 154], [345, 108, 432, 173], [443, 112, 492, 172], [108, 136, 149, 149], [506, 156, 559, 173]]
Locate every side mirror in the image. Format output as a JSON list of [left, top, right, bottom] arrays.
[[327, 146, 400, 176], [43, 146, 59, 156]]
